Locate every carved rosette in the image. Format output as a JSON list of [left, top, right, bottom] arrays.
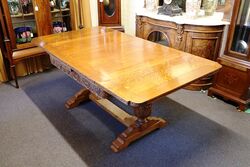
[[175, 24, 184, 49]]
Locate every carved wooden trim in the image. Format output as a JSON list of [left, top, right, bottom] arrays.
[[133, 103, 152, 127], [142, 17, 177, 30], [136, 16, 144, 38], [184, 29, 224, 33], [50, 54, 109, 99], [175, 24, 184, 49]]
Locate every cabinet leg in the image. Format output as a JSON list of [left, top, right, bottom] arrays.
[[238, 104, 246, 112]]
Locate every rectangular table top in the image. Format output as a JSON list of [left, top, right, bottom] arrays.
[[33, 27, 221, 105]]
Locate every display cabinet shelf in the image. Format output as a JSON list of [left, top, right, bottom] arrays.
[[11, 12, 34, 18], [51, 8, 70, 13]]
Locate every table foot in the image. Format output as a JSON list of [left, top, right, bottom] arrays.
[[111, 117, 167, 152], [65, 88, 90, 109]]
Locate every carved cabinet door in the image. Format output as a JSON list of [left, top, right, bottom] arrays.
[[98, 0, 121, 26], [185, 31, 223, 61]]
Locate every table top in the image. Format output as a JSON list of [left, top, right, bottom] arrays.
[[33, 27, 221, 105]]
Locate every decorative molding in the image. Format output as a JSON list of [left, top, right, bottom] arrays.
[[136, 16, 144, 37], [50, 55, 109, 99], [175, 24, 184, 49]]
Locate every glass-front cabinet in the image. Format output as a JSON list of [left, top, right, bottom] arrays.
[[6, 0, 76, 49], [7, 0, 37, 48], [208, 0, 250, 111], [226, 0, 250, 59], [49, 0, 73, 33]]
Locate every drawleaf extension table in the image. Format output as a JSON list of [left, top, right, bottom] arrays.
[[33, 27, 221, 152]]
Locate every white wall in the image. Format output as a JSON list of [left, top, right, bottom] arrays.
[[89, 0, 144, 35], [121, 0, 144, 35], [89, 0, 99, 27]]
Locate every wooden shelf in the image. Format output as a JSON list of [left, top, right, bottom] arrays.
[[11, 13, 34, 18], [12, 19, 36, 24], [16, 42, 36, 50], [51, 8, 70, 13]]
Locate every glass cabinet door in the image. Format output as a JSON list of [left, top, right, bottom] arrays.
[[7, 0, 37, 45], [227, 0, 250, 59], [103, 0, 115, 17], [49, 0, 72, 33]]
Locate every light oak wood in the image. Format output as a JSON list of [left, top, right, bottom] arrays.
[[33, 27, 221, 152], [89, 93, 137, 127], [33, 27, 221, 105]]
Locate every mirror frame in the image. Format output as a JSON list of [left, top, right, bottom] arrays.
[[224, 0, 250, 61]]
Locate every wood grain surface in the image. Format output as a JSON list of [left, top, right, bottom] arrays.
[[33, 27, 221, 105]]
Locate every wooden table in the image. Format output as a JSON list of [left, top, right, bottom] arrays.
[[33, 27, 221, 152]]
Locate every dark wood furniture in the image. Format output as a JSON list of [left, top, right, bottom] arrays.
[[33, 27, 221, 152], [136, 14, 226, 90], [208, 0, 250, 111], [98, 0, 124, 32], [0, 0, 77, 87], [0, 1, 46, 88]]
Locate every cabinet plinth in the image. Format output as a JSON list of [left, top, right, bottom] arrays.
[[208, 56, 250, 111]]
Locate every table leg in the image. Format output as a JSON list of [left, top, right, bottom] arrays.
[[65, 88, 90, 109], [111, 103, 167, 152]]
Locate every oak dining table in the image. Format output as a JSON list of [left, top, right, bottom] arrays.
[[33, 27, 221, 152]]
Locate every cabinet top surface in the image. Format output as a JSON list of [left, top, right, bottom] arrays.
[[136, 8, 229, 26], [33, 27, 221, 105]]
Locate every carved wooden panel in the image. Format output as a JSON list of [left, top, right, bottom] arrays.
[[208, 55, 250, 110], [214, 65, 247, 97], [50, 54, 109, 99], [185, 33, 221, 61]]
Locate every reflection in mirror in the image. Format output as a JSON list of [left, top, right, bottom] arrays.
[[231, 0, 250, 55], [104, 0, 115, 16], [147, 31, 170, 47], [218, 0, 226, 5]]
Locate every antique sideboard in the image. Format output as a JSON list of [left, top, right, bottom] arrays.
[[136, 9, 229, 90]]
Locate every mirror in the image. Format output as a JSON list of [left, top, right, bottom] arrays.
[[218, 0, 226, 5], [230, 0, 250, 55], [147, 31, 170, 47], [103, 0, 115, 16]]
